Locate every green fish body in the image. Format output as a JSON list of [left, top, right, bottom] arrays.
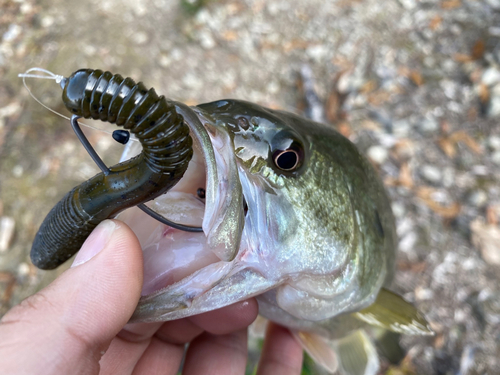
[[118, 100, 431, 374]]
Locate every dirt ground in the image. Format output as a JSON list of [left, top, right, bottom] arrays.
[[1, 0, 500, 374]]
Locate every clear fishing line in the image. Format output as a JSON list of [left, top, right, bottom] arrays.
[[18, 67, 139, 142]]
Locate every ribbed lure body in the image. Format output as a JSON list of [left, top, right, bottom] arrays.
[[31, 69, 193, 270]]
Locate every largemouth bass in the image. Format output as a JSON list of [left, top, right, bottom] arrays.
[[116, 99, 433, 374]]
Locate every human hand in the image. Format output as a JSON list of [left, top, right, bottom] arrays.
[[0, 219, 303, 374]]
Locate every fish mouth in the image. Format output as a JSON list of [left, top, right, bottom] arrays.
[[117, 102, 246, 297]]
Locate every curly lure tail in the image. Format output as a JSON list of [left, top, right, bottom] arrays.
[[31, 69, 193, 270]]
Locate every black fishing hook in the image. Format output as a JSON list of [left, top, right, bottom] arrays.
[[71, 115, 204, 233]]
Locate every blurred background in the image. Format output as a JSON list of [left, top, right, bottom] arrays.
[[1, 0, 500, 373]]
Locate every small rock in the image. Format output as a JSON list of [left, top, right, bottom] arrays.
[[415, 286, 434, 301], [489, 27, 500, 37], [392, 119, 411, 138], [488, 94, 500, 118], [468, 190, 488, 208], [0, 216, 15, 253], [420, 165, 442, 184], [17, 262, 30, 278], [367, 145, 388, 165], [306, 45, 328, 62], [485, 0, 500, 10], [132, 31, 148, 45], [397, 0, 416, 9], [198, 30, 216, 49], [12, 165, 23, 177], [470, 219, 500, 265], [399, 232, 418, 256], [492, 151, 500, 166], [488, 135, 500, 151], [391, 201, 405, 219], [419, 117, 439, 133], [2, 24, 21, 42], [441, 79, 457, 99], [443, 167, 455, 188], [471, 165, 489, 176], [482, 67, 500, 87], [40, 15, 54, 29]]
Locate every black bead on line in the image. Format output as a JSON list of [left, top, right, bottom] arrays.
[[71, 115, 204, 233]]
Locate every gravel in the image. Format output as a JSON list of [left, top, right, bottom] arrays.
[[1, 0, 499, 373]]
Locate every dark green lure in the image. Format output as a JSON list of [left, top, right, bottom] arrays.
[[30, 69, 193, 270]]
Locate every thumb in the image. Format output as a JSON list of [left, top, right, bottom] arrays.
[[0, 219, 143, 375]]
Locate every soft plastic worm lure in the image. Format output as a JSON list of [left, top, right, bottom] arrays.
[[30, 69, 196, 270]]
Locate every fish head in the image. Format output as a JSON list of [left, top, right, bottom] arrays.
[[123, 99, 396, 323], [196, 100, 396, 320]]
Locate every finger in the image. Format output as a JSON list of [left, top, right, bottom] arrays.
[[188, 298, 258, 335], [183, 329, 248, 375], [0, 220, 143, 375], [256, 322, 303, 375], [102, 296, 258, 374], [154, 318, 204, 344], [100, 319, 193, 374], [127, 300, 258, 375], [131, 337, 184, 375], [99, 336, 150, 375]]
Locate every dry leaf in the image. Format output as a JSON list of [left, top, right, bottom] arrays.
[[438, 138, 457, 158], [478, 83, 490, 103], [221, 30, 238, 41], [367, 90, 391, 106], [394, 139, 415, 159], [440, 120, 451, 134], [453, 53, 473, 63], [383, 163, 413, 188], [470, 218, 500, 265], [434, 334, 446, 350], [337, 122, 352, 138], [486, 206, 498, 226], [410, 70, 424, 86], [361, 119, 381, 131], [384, 176, 399, 187], [397, 261, 427, 273], [282, 39, 310, 53], [0, 271, 14, 283], [471, 40, 485, 60], [429, 15, 443, 30], [441, 0, 462, 9], [0, 271, 15, 303], [226, 2, 243, 15], [399, 163, 414, 188], [360, 79, 378, 94], [416, 187, 461, 219], [326, 90, 341, 123], [438, 130, 482, 157], [252, 0, 265, 13], [450, 130, 482, 154]]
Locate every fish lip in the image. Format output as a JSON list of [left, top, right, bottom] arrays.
[[172, 102, 244, 262], [173, 101, 218, 234]]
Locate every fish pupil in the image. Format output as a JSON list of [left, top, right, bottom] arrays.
[[274, 149, 299, 171]]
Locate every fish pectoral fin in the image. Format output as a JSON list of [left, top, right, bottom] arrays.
[[291, 330, 338, 373], [352, 288, 434, 335], [334, 330, 379, 375]]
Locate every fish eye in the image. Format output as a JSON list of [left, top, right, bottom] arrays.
[[274, 149, 299, 170], [272, 142, 303, 172]]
